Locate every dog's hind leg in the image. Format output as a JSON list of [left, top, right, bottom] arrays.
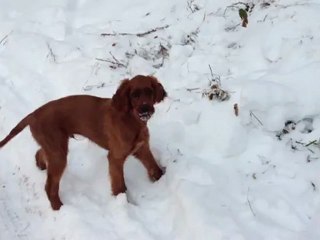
[[35, 148, 47, 170], [30, 124, 69, 210], [44, 140, 68, 210]]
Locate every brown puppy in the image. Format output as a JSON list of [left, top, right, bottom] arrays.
[[0, 75, 167, 210]]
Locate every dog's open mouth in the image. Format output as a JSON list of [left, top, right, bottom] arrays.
[[139, 112, 152, 122]]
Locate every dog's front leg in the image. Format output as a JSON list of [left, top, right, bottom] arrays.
[[107, 152, 127, 195], [133, 144, 163, 181]]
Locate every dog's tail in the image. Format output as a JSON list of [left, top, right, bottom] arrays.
[[0, 114, 32, 148]]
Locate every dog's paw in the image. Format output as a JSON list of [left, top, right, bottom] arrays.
[[149, 167, 164, 181], [50, 198, 63, 211]]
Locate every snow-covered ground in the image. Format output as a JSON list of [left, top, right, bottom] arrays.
[[1, 0, 320, 239]]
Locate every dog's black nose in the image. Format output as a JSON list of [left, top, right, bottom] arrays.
[[139, 104, 150, 113]]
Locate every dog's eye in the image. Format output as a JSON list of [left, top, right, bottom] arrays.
[[131, 90, 141, 98], [144, 88, 153, 97]]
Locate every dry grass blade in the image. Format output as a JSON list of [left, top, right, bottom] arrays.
[[101, 25, 169, 37]]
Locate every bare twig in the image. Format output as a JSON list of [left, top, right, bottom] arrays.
[[137, 25, 169, 37], [95, 58, 119, 64], [187, 0, 200, 13], [305, 140, 318, 147], [276, 3, 308, 9], [109, 51, 125, 66], [83, 82, 106, 91], [247, 188, 256, 217], [307, 155, 318, 163], [186, 87, 200, 92], [166, 99, 180, 113], [225, 24, 241, 32], [262, 14, 268, 22], [250, 111, 263, 126], [209, 64, 214, 79], [153, 44, 169, 69], [0, 31, 12, 46], [0, 35, 8, 45], [46, 43, 57, 63], [95, 58, 127, 68], [95, 52, 127, 68], [208, 64, 221, 85], [101, 25, 169, 37]]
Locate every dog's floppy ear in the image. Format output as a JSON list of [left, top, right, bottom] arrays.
[[112, 79, 131, 112], [150, 76, 167, 103]]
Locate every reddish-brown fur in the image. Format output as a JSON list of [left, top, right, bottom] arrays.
[[0, 75, 167, 210]]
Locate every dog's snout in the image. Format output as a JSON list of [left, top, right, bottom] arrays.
[[139, 104, 150, 113], [137, 104, 154, 122]]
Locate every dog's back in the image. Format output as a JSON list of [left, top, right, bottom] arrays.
[[31, 95, 112, 148], [0, 95, 111, 149]]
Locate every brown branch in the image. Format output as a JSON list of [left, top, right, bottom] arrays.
[[101, 25, 170, 37], [234, 103, 239, 116]]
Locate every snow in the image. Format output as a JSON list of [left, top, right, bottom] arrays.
[[1, 0, 320, 239]]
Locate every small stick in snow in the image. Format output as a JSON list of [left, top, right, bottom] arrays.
[[101, 25, 170, 37], [305, 140, 318, 147], [307, 155, 318, 163], [0, 34, 9, 45], [249, 111, 263, 126], [166, 98, 180, 113], [109, 51, 126, 66], [83, 83, 106, 91], [208, 64, 221, 86], [0, 31, 12, 46], [186, 87, 200, 92], [95, 58, 127, 68], [247, 188, 256, 217], [95, 58, 118, 64], [95, 52, 127, 69], [46, 43, 57, 63]]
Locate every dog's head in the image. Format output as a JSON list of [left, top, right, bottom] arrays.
[[112, 75, 167, 122]]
